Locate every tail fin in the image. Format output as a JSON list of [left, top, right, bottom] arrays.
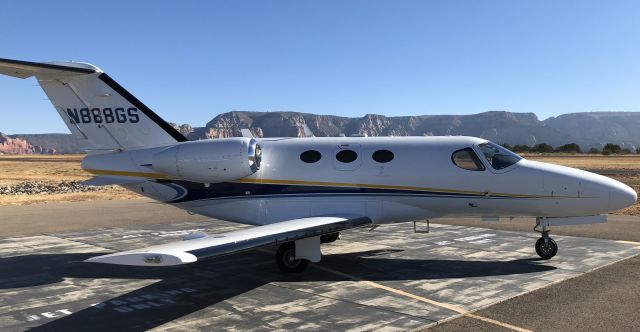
[[0, 58, 187, 151]]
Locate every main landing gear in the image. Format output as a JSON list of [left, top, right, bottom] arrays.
[[275, 232, 341, 273], [534, 218, 558, 260], [276, 242, 309, 273]]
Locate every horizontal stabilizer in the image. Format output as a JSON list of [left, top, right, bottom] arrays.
[[0, 58, 98, 79], [85, 215, 372, 266], [81, 176, 146, 186]]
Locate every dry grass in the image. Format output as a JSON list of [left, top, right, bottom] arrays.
[[0, 154, 87, 186], [0, 154, 140, 205], [524, 154, 640, 170]]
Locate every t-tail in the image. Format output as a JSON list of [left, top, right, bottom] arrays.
[[0, 58, 187, 151]]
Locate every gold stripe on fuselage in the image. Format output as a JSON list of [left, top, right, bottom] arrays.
[[85, 169, 171, 179]]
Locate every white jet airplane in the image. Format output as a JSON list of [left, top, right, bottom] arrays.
[[0, 58, 636, 273]]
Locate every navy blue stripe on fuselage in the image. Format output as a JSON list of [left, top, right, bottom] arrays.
[[158, 180, 536, 204]]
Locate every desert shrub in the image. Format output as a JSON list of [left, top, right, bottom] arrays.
[[555, 143, 582, 153], [588, 147, 601, 154], [603, 143, 622, 154], [512, 145, 531, 153], [533, 143, 554, 153]]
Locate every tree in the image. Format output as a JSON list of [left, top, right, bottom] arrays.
[[533, 143, 554, 153], [501, 143, 514, 151], [512, 145, 531, 153], [555, 143, 582, 153], [588, 147, 601, 154], [603, 143, 622, 155]]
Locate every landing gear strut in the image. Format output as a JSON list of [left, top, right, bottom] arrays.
[[276, 242, 309, 273], [534, 218, 558, 259]]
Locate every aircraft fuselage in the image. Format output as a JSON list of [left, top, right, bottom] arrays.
[[84, 136, 636, 226]]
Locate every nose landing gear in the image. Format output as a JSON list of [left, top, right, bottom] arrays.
[[276, 233, 337, 273], [534, 218, 558, 259], [535, 236, 558, 259]]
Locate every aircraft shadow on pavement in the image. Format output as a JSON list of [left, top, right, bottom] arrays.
[[0, 250, 555, 331]]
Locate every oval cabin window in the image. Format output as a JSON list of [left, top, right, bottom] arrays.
[[451, 148, 485, 171], [336, 150, 358, 163], [372, 149, 394, 163], [300, 150, 322, 163]]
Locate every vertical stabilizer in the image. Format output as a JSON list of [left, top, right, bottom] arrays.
[[0, 58, 187, 151]]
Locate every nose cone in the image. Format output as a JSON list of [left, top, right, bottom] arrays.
[[609, 181, 637, 211], [519, 160, 636, 215]]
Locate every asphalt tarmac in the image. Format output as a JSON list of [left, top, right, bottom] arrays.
[[429, 215, 640, 331], [0, 199, 638, 331]]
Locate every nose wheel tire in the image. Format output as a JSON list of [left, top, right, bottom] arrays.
[[535, 237, 558, 260], [276, 242, 309, 273]]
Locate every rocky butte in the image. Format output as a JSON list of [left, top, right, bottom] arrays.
[[0, 132, 55, 154], [4, 111, 640, 154]]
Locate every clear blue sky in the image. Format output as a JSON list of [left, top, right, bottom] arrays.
[[1, 0, 640, 134]]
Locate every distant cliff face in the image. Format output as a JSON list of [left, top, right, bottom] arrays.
[[0, 133, 55, 154], [543, 112, 640, 150], [9, 134, 83, 154], [8, 110, 640, 154], [174, 111, 574, 147]]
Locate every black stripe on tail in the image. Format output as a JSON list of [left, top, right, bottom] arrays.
[[98, 73, 188, 142]]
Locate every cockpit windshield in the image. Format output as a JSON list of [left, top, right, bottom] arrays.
[[478, 142, 522, 170]]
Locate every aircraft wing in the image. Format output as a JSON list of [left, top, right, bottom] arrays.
[[85, 215, 372, 266]]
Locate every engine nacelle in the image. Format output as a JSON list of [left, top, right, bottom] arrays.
[[151, 138, 261, 183]]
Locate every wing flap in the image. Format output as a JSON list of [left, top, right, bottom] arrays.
[[86, 216, 372, 266]]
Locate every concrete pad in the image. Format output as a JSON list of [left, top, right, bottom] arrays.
[[0, 220, 638, 331]]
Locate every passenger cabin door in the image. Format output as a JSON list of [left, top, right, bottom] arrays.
[[332, 143, 362, 171]]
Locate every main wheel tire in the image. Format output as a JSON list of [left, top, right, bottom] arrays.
[[535, 237, 558, 260], [276, 242, 309, 273], [320, 232, 341, 244]]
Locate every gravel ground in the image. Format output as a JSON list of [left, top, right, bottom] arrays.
[[0, 181, 103, 195]]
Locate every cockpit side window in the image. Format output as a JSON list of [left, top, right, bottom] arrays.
[[478, 142, 522, 170], [451, 148, 485, 171]]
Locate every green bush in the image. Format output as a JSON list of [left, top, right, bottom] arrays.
[[533, 143, 554, 153], [603, 143, 622, 154], [555, 143, 582, 153]]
